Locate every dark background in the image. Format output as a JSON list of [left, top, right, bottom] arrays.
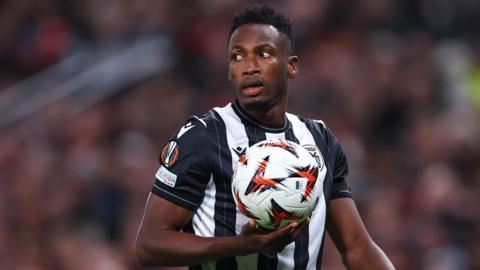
[[1, 0, 479, 269]]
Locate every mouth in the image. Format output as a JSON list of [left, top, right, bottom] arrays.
[[240, 80, 264, 97]]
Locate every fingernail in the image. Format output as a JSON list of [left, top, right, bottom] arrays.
[[290, 222, 298, 229]]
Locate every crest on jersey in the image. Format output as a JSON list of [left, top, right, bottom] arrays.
[[303, 144, 324, 170], [160, 141, 179, 168]]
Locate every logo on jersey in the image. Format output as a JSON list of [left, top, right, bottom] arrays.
[[232, 146, 246, 158], [156, 166, 177, 187], [303, 144, 324, 169], [233, 146, 248, 166], [177, 122, 195, 139], [160, 141, 179, 168]]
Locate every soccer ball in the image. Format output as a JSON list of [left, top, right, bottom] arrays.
[[232, 139, 326, 230]]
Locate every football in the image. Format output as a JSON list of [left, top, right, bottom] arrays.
[[232, 139, 326, 230]]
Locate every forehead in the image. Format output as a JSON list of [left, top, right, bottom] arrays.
[[228, 23, 287, 50]]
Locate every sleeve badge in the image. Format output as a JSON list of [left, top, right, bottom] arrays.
[[160, 141, 180, 168]]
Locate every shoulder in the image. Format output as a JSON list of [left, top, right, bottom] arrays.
[[173, 115, 208, 141], [159, 114, 211, 168], [163, 113, 213, 158], [290, 114, 336, 144], [287, 113, 326, 130], [170, 106, 233, 145], [169, 102, 233, 142], [300, 117, 328, 133], [188, 103, 235, 127]]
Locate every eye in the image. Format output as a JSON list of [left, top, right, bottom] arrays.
[[259, 51, 271, 58], [231, 53, 243, 62]]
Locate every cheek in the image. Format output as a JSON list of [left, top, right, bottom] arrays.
[[229, 62, 244, 75], [228, 65, 238, 82], [264, 61, 287, 81]]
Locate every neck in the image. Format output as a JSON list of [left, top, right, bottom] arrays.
[[236, 98, 287, 127], [247, 105, 285, 126]]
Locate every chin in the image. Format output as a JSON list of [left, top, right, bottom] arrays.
[[237, 87, 285, 112], [242, 97, 276, 112]]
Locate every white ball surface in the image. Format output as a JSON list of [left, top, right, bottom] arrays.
[[232, 139, 326, 230]]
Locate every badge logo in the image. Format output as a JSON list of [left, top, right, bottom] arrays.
[[303, 144, 324, 169], [160, 141, 179, 168], [155, 166, 178, 187]]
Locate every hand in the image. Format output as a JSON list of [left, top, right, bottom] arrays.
[[239, 218, 309, 254]]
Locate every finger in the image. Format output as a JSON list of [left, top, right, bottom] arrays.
[[241, 220, 258, 235], [288, 221, 299, 230], [267, 222, 298, 242], [290, 219, 310, 240], [279, 221, 299, 235], [289, 221, 301, 233]]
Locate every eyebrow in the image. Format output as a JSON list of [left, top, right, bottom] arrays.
[[229, 43, 276, 52]]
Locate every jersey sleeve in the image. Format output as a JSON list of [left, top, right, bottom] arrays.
[[151, 116, 211, 211], [325, 126, 353, 200]]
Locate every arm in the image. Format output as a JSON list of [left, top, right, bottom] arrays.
[[327, 198, 395, 270], [136, 193, 307, 266]]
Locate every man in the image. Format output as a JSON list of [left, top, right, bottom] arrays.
[[136, 4, 395, 270]]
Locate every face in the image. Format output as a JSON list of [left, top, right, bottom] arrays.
[[228, 24, 298, 112]]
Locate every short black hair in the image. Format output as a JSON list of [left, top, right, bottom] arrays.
[[229, 4, 294, 54]]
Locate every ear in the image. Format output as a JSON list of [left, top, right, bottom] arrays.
[[287, 56, 298, 79]]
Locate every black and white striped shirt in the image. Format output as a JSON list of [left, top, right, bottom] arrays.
[[152, 101, 352, 270]]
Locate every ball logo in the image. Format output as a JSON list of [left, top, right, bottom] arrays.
[[160, 141, 179, 168], [303, 144, 324, 170]]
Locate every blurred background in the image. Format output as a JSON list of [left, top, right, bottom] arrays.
[[1, 0, 479, 269]]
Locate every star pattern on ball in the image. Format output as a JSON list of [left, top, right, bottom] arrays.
[[244, 156, 284, 195], [269, 198, 302, 228]]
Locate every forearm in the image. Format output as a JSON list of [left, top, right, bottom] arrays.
[[343, 239, 395, 270], [137, 196, 302, 266], [137, 230, 255, 266]]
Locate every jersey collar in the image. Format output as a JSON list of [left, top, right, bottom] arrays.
[[232, 100, 290, 133]]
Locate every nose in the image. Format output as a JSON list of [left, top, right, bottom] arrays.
[[243, 56, 260, 75]]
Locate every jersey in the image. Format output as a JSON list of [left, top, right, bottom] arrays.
[[151, 101, 352, 270]]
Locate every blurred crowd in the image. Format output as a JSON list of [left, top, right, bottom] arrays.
[[1, 0, 480, 269]]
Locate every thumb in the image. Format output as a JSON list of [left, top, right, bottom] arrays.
[[271, 221, 298, 237], [241, 220, 258, 235]]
